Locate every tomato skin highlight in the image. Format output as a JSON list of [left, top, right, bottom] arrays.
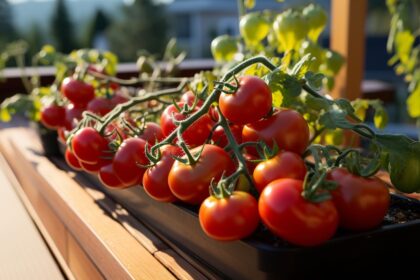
[[71, 127, 109, 164], [40, 104, 66, 129], [219, 76, 272, 126], [242, 109, 309, 155], [64, 148, 82, 171], [259, 179, 338, 247], [330, 168, 390, 231], [112, 137, 148, 187], [142, 145, 182, 202], [99, 163, 126, 189], [168, 144, 235, 205], [253, 151, 307, 193], [160, 102, 214, 147], [61, 77, 95, 106], [199, 191, 259, 241]]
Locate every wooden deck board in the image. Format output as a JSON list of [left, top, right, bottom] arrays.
[[0, 157, 64, 280]]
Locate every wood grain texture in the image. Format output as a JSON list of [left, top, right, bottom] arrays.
[[330, 0, 367, 100], [0, 127, 176, 280], [0, 157, 64, 280]]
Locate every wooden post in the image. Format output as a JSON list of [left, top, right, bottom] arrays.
[[330, 0, 367, 100]]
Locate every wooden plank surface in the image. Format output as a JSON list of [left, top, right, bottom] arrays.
[[330, 0, 367, 100], [0, 127, 177, 280], [0, 157, 64, 280]]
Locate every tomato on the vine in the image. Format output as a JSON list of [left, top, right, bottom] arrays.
[[61, 77, 95, 106], [40, 104, 66, 129], [168, 144, 235, 205], [259, 178, 338, 246], [329, 168, 390, 231], [64, 148, 82, 171], [142, 145, 182, 202], [87, 97, 114, 116], [219, 76, 272, 126], [240, 12, 270, 46], [138, 122, 164, 144], [242, 109, 309, 155], [99, 163, 126, 189], [80, 156, 112, 174], [180, 91, 204, 107], [211, 35, 239, 62], [112, 137, 148, 187], [64, 103, 85, 130], [199, 191, 259, 241], [160, 102, 214, 147], [253, 151, 307, 193], [71, 127, 109, 164], [211, 124, 243, 148]]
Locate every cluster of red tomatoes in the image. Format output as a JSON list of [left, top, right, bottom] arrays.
[[40, 75, 127, 139], [62, 75, 390, 247]]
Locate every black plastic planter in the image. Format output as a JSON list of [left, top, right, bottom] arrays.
[[86, 178, 420, 280], [31, 121, 61, 156]]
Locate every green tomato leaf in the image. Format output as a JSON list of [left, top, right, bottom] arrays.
[[373, 108, 388, 129], [319, 109, 353, 130], [351, 99, 370, 121], [291, 53, 314, 79], [407, 85, 420, 118], [395, 30, 414, 64], [335, 98, 355, 115], [266, 69, 302, 107], [305, 71, 324, 91]]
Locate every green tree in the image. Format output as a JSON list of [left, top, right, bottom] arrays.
[[0, 0, 17, 49], [83, 9, 111, 48], [108, 0, 168, 61], [50, 0, 77, 53]]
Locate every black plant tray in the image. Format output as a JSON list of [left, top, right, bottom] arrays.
[[82, 172, 420, 280]]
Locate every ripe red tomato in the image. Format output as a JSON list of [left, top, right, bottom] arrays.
[[61, 77, 95, 106], [64, 148, 82, 171], [259, 179, 338, 246], [80, 156, 112, 174], [139, 122, 165, 144], [104, 122, 127, 141], [87, 97, 114, 116], [253, 151, 307, 193], [168, 144, 235, 205], [219, 76, 272, 125], [329, 168, 390, 231], [142, 145, 182, 202], [112, 137, 148, 187], [199, 191, 259, 241], [212, 124, 243, 148], [64, 103, 85, 130], [71, 127, 109, 164], [98, 163, 126, 189], [160, 102, 214, 147], [180, 90, 204, 107], [242, 109, 309, 155], [40, 104, 66, 129], [111, 93, 129, 105]]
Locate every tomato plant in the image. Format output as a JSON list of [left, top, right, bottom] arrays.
[[242, 109, 309, 155], [219, 76, 272, 125], [168, 144, 235, 204], [160, 102, 214, 147], [64, 148, 82, 171], [98, 164, 125, 189], [71, 127, 109, 164], [40, 104, 66, 129], [199, 191, 259, 241], [112, 137, 148, 187], [142, 145, 182, 202], [61, 77, 95, 106], [211, 35, 239, 62], [253, 151, 307, 193], [259, 178, 338, 246], [330, 168, 390, 231]]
